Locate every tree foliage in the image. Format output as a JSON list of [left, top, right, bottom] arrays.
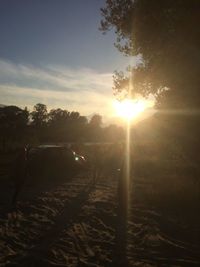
[[0, 104, 124, 150], [0, 106, 29, 150], [100, 0, 200, 108], [31, 103, 48, 127], [89, 114, 102, 128]]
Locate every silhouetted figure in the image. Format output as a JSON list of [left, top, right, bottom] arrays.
[[11, 147, 28, 205]]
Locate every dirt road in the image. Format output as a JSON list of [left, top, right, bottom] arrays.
[[0, 174, 118, 267]]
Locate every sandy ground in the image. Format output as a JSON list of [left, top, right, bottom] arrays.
[[0, 172, 199, 267], [0, 142, 200, 266], [0, 174, 118, 267], [127, 180, 200, 267]]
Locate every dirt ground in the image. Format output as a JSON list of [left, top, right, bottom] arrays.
[[0, 172, 118, 267], [0, 128, 200, 266]]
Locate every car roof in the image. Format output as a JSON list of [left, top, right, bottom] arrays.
[[29, 145, 78, 156], [30, 145, 72, 152], [38, 145, 64, 148]]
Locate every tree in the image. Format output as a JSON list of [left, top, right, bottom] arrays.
[[69, 111, 80, 121], [31, 103, 48, 127], [48, 109, 88, 142], [87, 114, 103, 141], [0, 106, 29, 150], [48, 108, 70, 126], [100, 0, 200, 108], [89, 114, 102, 128]]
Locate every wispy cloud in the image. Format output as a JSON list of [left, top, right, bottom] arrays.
[[0, 59, 114, 117]]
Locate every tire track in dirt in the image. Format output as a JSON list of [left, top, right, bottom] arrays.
[[127, 205, 200, 267], [10, 186, 94, 266], [1, 175, 94, 267], [3, 174, 118, 267], [44, 181, 118, 267]]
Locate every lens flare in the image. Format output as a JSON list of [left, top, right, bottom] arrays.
[[113, 99, 146, 120]]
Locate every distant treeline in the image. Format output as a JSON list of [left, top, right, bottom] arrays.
[[0, 103, 124, 151]]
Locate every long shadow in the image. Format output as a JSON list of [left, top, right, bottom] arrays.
[[5, 183, 95, 267]]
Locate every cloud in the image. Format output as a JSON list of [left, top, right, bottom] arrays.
[[0, 59, 114, 117]]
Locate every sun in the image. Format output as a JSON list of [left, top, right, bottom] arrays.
[[113, 98, 147, 120]]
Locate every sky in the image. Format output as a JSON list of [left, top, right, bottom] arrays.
[[0, 0, 134, 121]]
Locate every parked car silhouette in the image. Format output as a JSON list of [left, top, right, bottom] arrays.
[[28, 145, 87, 180], [11, 145, 87, 204]]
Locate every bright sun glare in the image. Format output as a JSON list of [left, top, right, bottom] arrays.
[[113, 99, 147, 120]]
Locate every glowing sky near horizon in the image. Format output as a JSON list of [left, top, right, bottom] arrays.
[[0, 0, 136, 121]]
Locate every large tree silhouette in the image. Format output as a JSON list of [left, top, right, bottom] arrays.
[[0, 104, 124, 149], [0, 106, 29, 150], [100, 0, 200, 108], [31, 103, 48, 128]]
